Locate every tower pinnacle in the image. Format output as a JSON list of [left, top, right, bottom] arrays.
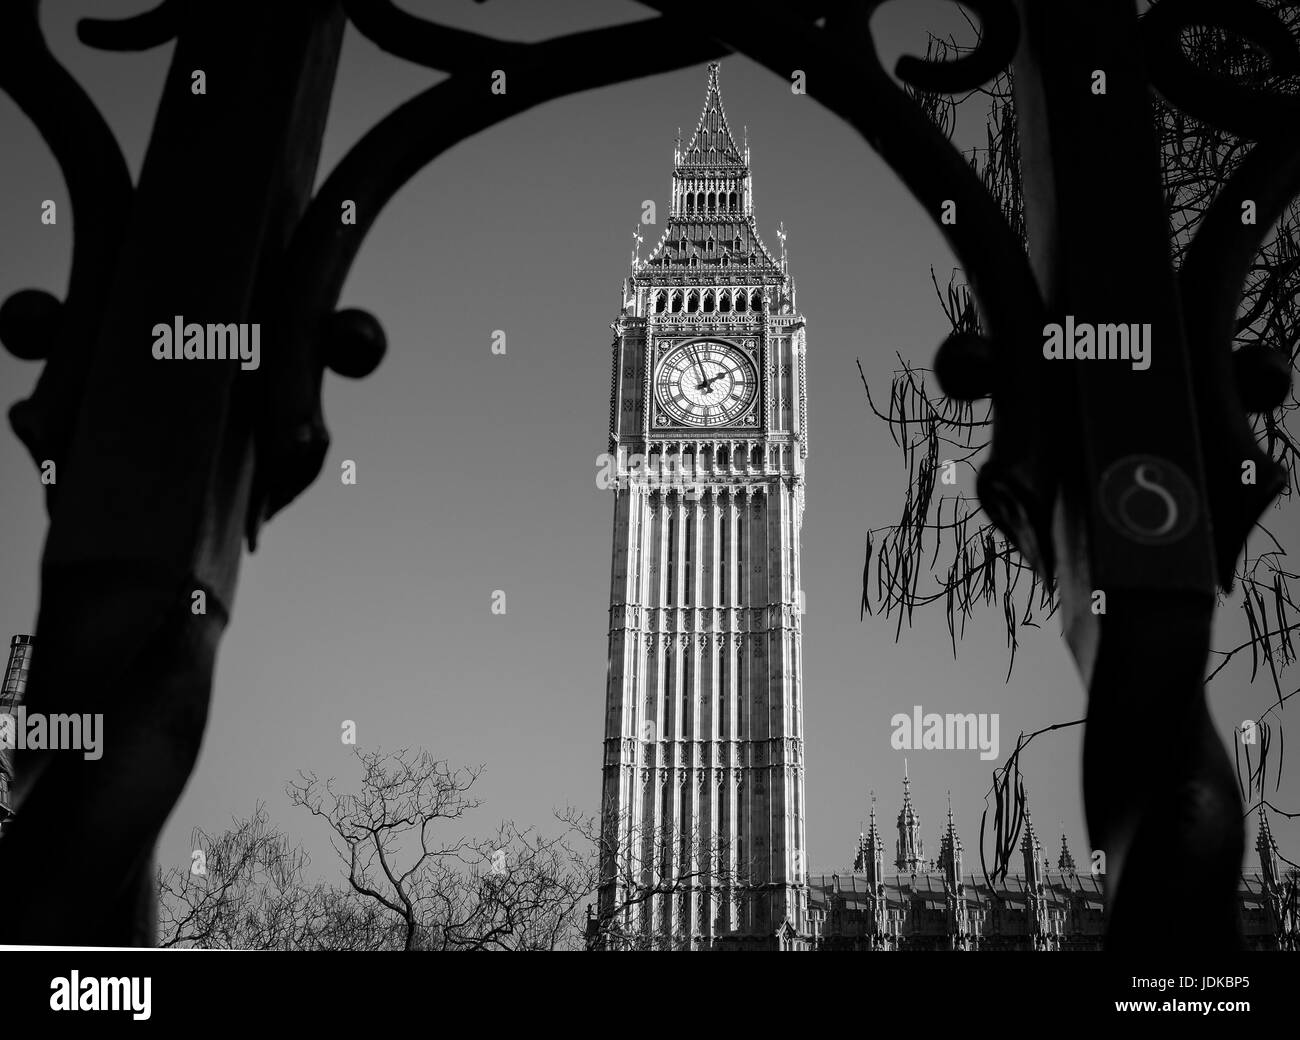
[[1058, 827, 1078, 873], [1257, 804, 1280, 886], [1021, 801, 1045, 889], [858, 790, 885, 883], [939, 790, 963, 889], [641, 63, 782, 275], [896, 767, 925, 874]]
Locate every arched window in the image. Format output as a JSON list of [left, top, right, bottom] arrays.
[[734, 236, 742, 252], [679, 237, 688, 253], [685, 193, 694, 213], [735, 292, 747, 313], [692, 149, 700, 163], [687, 290, 700, 312], [655, 291, 667, 313], [707, 193, 716, 213], [729, 191, 738, 212], [752, 446, 762, 468], [717, 446, 729, 468], [671, 290, 683, 313], [706, 237, 715, 253], [690, 255, 699, 267], [750, 290, 762, 311], [709, 147, 717, 163], [719, 291, 731, 313], [703, 291, 715, 313]]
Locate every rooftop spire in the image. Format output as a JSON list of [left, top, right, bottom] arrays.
[[1257, 802, 1275, 848], [1058, 828, 1077, 872], [866, 790, 883, 850], [1021, 797, 1045, 889], [1257, 804, 1280, 884], [939, 790, 963, 889], [1020, 800, 1039, 854], [639, 63, 783, 275], [858, 789, 885, 882], [681, 62, 746, 168], [896, 765, 925, 874]]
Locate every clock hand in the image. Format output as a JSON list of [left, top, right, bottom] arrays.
[[691, 345, 709, 388]]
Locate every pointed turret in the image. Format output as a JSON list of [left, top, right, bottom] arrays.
[[938, 793, 969, 948], [856, 791, 886, 884], [1021, 802, 1045, 890], [1058, 828, 1077, 873], [895, 762, 925, 874], [641, 63, 782, 276], [681, 64, 747, 170], [1020, 798, 1056, 948], [938, 791, 964, 890], [1257, 804, 1280, 888]]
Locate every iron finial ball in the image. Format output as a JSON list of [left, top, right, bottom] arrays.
[[934, 331, 996, 401], [324, 307, 386, 379], [1232, 343, 1292, 413], [0, 289, 61, 362]]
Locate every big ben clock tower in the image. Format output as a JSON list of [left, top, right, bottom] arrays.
[[597, 64, 809, 951]]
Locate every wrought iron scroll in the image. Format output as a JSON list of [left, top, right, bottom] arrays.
[[0, 1, 134, 503], [77, 0, 181, 52], [1142, 0, 1300, 589]]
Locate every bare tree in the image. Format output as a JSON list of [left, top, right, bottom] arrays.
[[859, 4, 1300, 883], [161, 752, 775, 950], [583, 805, 758, 952], [288, 747, 602, 951], [157, 803, 400, 950]]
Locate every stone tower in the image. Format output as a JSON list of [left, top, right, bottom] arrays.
[[597, 63, 809, 950]]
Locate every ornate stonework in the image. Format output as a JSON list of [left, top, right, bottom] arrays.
[[596, 62, 810, 950]]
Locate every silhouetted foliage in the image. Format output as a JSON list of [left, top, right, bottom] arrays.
[[860, 6, 1300, 887]]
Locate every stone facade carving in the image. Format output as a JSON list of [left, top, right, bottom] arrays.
[[596, 62, 809, 951]]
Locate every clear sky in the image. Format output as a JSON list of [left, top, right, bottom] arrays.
[[1, 0, 1292, 889]]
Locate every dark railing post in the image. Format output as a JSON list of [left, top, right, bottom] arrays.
[[0, 0, 345, 945], [1011, 0, 1258, 949]]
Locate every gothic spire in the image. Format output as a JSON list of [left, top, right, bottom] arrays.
[[896, 763, 925, 874], [1058, 828, 1077, 873], [1021, 800, 1045, 889], [640, 63, 782, 276], [858, 790, 885, 883], [938, 791, 963, 888], [681, 63, 746, 168], [1257, 804, 1280, 886], [867, 790, 882, 847]]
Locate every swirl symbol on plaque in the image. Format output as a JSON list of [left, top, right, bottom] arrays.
[[1098, 455, 1198, 545]]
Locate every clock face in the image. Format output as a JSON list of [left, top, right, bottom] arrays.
[[655, 340, 758, 428]]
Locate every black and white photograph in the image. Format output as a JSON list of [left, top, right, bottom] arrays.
[[0, 0, 1298, 1024]]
